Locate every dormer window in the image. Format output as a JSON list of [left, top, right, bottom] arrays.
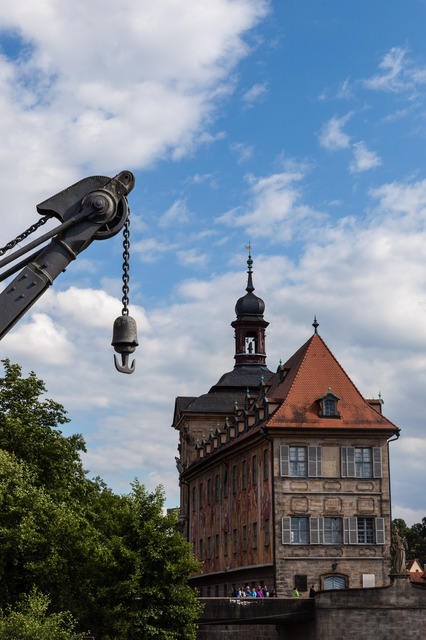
[[318, 391, 341, 418]]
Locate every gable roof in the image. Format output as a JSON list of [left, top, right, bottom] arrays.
[[266, 334, 398, 432]]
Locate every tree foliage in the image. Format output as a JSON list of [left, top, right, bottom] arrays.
[[0, 589, 79, 640], [0, 359, 201, 639]]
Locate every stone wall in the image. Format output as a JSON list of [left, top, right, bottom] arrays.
[[314, 576, 426, 640], [196, 577, 426, 640]]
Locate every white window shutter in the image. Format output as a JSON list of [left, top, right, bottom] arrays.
[[310, 517, 324, 544], [344, 517, 358, 544], [375, 517, 385, 544], [341, 447, 347, 477], [308, 446, 322, 477], [342, 446, 355, 477], [282, 516, 291, 544], [280, 445, 289, 477], [373, 447, 382, 478]]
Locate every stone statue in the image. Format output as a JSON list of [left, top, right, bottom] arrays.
[[390, 527, 408, 574]]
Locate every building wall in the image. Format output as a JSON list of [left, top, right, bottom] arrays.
[[272, 434, 392, 595], [189, 439, 273, 578]]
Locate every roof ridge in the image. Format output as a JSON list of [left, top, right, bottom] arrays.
[[314, 334, 398, 430], [280, 334, 315, 407]]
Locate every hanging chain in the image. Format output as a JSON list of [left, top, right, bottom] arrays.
[[121, 214, 131, 316], [0, 215, 51, 257]]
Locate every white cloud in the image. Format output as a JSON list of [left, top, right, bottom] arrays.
[[349, 141, 382, 173], [230, 141, 254, 163], [242, 81, 268, 106], [0, 0, 269, 239], [392, 505, 425, 527], [318, 113, 352, 151], [364, 45, 426, 94], [132, 237, 176, 263], [216, 165, 325, 242], [364, 46, 408, 92], [336, 78, 353, 99], [159, 199, 191, 228], [176, 248, 208, 268]]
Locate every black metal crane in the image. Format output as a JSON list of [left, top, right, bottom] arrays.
[[0, 171, 138, 374]]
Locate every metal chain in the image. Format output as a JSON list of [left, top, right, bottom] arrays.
[[121, 214, 130, 316], [0, 215, 51, 257]]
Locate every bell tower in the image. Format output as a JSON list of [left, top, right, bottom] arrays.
[[231, 252, 268, 367]]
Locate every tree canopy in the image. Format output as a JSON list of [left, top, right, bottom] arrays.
[[0, 359, 201, 639]]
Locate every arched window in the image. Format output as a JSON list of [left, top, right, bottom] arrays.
[[245, 332, 257, 354], [323, 576, 346, 590]]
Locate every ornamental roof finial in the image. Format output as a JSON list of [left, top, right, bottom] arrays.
[[313, 316, 319, 335]]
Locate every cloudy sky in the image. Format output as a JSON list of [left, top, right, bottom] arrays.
[[1, 0, 426, 525]]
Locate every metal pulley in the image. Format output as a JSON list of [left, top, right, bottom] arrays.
[[112, 315, 138, 374], [112, 214, 138, 374]]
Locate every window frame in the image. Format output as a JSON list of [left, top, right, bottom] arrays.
[[341, 446, 382, 478], [242, 459, 247, 490], [263, 448, 269, 481], [252, 454, 258, 485], [232, 465, 238, 494]]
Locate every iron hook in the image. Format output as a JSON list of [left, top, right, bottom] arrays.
[[114, 352, 136, 374]]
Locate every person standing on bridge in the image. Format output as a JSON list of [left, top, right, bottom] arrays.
[[292, 587, 300, 598]]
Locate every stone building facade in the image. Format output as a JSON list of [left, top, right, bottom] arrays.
[[172, 256, 399, 597]]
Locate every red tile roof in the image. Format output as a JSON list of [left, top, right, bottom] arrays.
[[266, 334, 398, 432]]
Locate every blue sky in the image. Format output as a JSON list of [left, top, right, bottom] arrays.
[[1, 0, 426, 525]]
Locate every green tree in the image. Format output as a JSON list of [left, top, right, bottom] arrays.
[[0, 360, 202, 639], [0, 589, 79, 640]]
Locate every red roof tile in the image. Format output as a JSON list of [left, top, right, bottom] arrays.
[[266, 334, 398, 432]]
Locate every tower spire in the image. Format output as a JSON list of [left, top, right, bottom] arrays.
[[232, 249, 268, 367], [245, 243, 254, 293]]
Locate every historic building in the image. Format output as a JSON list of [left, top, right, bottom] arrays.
[[172, 255, 399, 597]]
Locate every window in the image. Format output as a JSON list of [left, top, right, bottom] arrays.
[[207, 478, 212, 504], [232, 465, 238, 493], [233, 528, 237, 553], [245, 333, 257, 353], [323, 576, 346, 590], [265, 519, 270, 547], [199, 539, 203, 559], [283, 516, 385, 546], [341, 447, 382, 478], [343, 517, 385, 545], [223, 468, 228, 497], [243, 525, 247, 551], [318, 391, 341, 418], [324, 517, 342, 544], [357, 518, 374, 544], [295, 575, 308, 592], [253, 522, 258, 549], [192, 486, 196, 511], [282, 517, 309, 544], [309, 517, 342, 544], [208, 536, 211, 558], [242, 460, 247, 490], [263, 449, 269, 480], [199, 483, 203, 508], [215, 474, 220, 501], [215, 534, 220, 557], [280, 445, 322, 477], [224, 531, 229, 556], [252, 455, 258, 485], [290, 447, 306, 476]]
